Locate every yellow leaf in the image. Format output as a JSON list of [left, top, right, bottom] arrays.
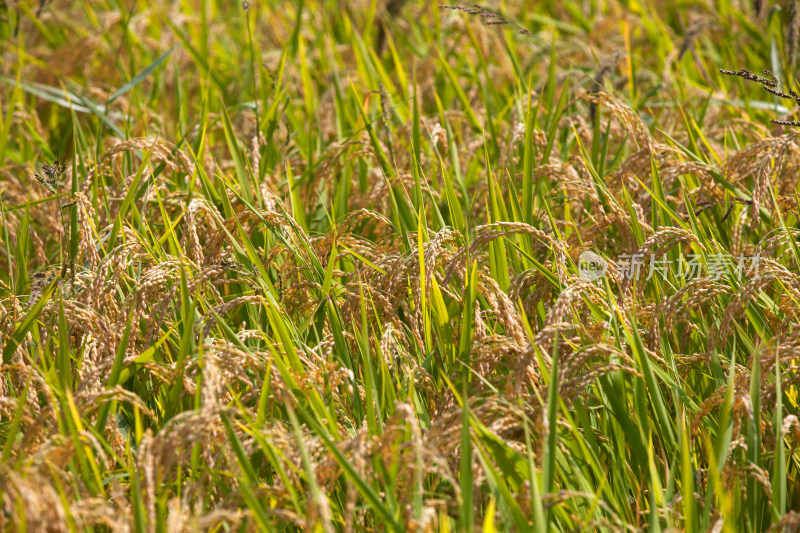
[[482, 497, 497, 533]]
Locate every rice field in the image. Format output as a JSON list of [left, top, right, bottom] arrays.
[[2, 0, 800, 531]]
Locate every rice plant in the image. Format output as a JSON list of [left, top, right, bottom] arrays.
[[2, 0, 800, 531]]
